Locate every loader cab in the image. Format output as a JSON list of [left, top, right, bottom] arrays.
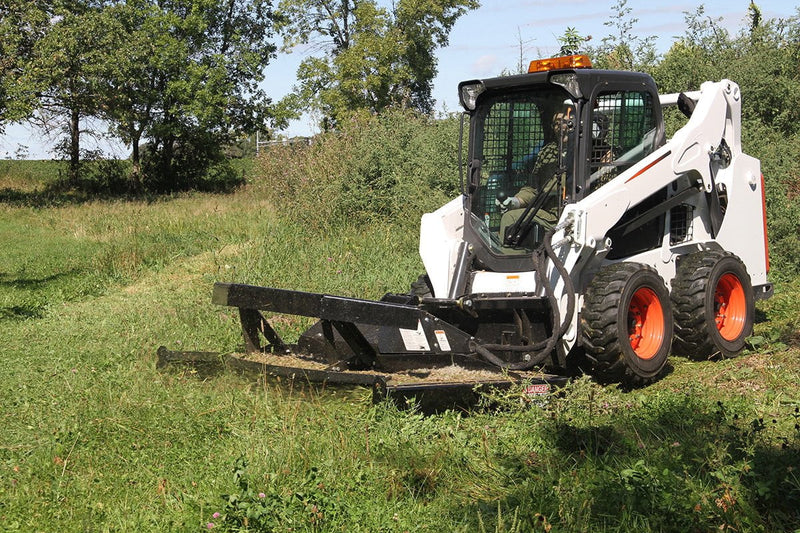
[[459, 55, 664, 272]]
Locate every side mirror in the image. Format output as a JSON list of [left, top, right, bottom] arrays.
[[678, 92, 696, 118]]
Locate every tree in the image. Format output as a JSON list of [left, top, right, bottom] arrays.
[[557, 27, 590, 57], [0, 0, 51, 132], [96, 0, 280, 190], [589, 0, 656, 71], [277, 0, 478, 128], [96, 2, 167, 188], [24, 4, 118, 183], [3, 0, 280, 190]]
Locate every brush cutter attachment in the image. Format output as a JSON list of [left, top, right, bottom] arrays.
[[158, 282, 565, 412], [211, 282, 474, 369]]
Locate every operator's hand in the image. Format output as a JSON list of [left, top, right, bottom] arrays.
[[495, 195, 521, 213]]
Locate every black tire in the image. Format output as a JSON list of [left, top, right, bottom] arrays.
[[409, 274, 434, 299], [581, 263, 672, 386], [671, 251, 754, 359]]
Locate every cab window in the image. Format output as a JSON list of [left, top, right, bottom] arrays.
[[588, 90, 657, 192], [469, 88, 575, 254]]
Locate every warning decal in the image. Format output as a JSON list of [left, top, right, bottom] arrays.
[[399, 320, 430, 351], [434, 330, 451, 352]]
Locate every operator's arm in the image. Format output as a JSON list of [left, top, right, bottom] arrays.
[[515, 186, 536, 207], [510, 143, 558, 208], [529, 143, 559, 190]]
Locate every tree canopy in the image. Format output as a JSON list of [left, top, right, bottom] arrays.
[[0, 0, 51, 131], [276, 0, 479, 128], [2, 0, 280, 190], [101, 0, 280, 190]]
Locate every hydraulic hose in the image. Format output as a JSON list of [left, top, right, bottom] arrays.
[[471, 228, 577, 371], [544, 227, 577, 340]]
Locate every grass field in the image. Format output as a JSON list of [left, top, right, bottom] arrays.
[[1, 160, 798, 532]]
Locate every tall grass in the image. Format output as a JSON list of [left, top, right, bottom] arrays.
[[254, 109, 462, 231]]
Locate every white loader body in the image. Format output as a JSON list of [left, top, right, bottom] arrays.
[[421, 80, 769, 355]]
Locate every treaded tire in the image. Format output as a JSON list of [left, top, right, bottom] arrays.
[[581, 263, 672, 386], [671, 251, 753, 359], [409, 274, 434, 299]]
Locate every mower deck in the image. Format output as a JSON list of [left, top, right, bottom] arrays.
[[156, 346, 566, 412], [157, 282, 568, 412]]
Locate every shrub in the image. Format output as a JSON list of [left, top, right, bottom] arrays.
[[141, 130, 245, 193], [254, 108, 463, 231], [744, 125, 800, 280]]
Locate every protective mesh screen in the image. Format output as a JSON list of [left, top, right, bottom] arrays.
[[589, 90, 656, 190], [479, 101, 546, 229], [670, 204, 694, 244]]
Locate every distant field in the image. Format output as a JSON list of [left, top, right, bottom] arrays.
[[0, 158, 798, 532], [0, 159, 63, 190]]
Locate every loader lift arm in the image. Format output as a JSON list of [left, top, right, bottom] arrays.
[[565, 79, 769, 291]]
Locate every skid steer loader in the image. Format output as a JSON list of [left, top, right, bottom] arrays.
[[160, 54, 772, 410]]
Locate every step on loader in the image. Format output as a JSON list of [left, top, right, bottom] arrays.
[[160, 55, 772, 411]]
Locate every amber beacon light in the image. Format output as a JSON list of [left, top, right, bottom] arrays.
[[528, 54, 592, 73]]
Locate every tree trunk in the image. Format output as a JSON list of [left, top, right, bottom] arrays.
[[130, 132, 142, 192], [69, 106, 80, 185], [161, 134, 175, 182]]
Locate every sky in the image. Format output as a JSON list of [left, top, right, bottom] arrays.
[[1, 0, 797, 159]]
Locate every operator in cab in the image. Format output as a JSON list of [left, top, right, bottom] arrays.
[[496, 104, 575, 245]]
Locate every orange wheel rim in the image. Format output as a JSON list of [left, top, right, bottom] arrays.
[[627, 287, 664, 360], [715, 273, 746, 341]]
